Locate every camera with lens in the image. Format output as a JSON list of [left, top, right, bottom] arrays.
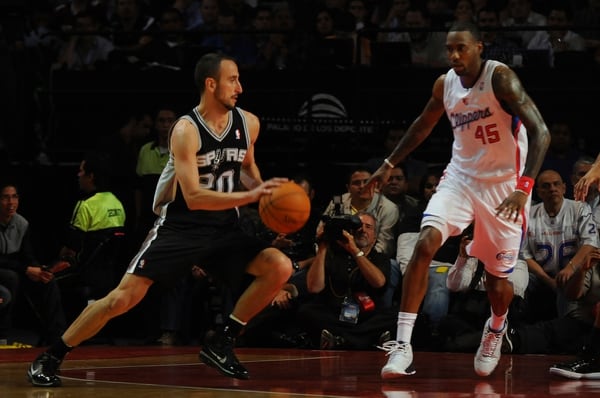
[[321, 214, 362, 243]]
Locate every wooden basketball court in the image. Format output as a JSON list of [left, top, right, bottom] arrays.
[[0, 346, 593, 397]]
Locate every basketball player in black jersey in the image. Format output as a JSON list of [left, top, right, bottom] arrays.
[[27, 53, 293, 386]]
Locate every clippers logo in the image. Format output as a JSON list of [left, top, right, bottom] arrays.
[[496, 250, 517, 265]]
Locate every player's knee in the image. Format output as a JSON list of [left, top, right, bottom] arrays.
[[105, 289, 136, 316], [260, 247, 293, 282], [415, 229, 441, 260]]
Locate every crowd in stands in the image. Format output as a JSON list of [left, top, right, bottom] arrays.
[[1, 0, 598, 164], [6, 0, 600, 76]]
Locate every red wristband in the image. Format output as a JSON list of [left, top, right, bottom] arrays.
[[516, 176, 534, 195]]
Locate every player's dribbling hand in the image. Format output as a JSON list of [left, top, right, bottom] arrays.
[[495, 191, 528, 222], [251, 177, 289, 201]]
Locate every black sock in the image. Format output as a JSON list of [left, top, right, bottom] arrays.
[[221, 315, 245, 338], [47, 338, 73, 360]]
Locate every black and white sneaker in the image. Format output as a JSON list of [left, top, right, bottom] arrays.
[[550, 357, 600, 380], [199, 331, 249, 380], [27, 352, 62, 387]]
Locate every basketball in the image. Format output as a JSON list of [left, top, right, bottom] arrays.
[[259, 181, 311, 234]]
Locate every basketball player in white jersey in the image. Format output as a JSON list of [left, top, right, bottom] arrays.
[[366, 20, 551, 378]]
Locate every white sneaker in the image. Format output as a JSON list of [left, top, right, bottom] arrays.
[[474, 318, 506, 376], [379, 341, 416, 379]]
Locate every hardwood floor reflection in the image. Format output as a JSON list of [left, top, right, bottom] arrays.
[[0, 346, 590, 397]]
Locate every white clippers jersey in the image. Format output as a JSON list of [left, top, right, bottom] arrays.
[[521, 199, 599, 276], [443, 60, 528, 181]]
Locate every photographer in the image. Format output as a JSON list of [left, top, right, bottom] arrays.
[[296, 211, 395, 350], [320, 168, 399, 257]]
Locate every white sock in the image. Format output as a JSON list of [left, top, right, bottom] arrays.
[[396, 312, 417, 343], [489, 308, 508, 332]]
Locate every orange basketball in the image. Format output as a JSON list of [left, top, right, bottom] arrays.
[[259, 181, 311, 234]]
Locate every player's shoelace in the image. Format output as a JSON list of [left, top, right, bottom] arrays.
[[481, 330, 502, 357], [377, 340, 408, 355]]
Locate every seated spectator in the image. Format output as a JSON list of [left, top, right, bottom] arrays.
[[189, 0, 220, 38], [56, 152, 127, 322], [403, 5, 448, 68], [171, 0, 203, 31], [0, 181, 66, 345], [376, 0, 411, 43], [348, 0, 379, 42], [501, 0, 546, 48], [200, 10, 258, 70], [477, 6, 521, 67], [527, 5, 586, 67], [380, 163, 419, 228], [438, 231, 529, 352], [320, 167, 399, 257], [259, 2, 305, 70], [296, 211, 395, 349], [304, 7, 356, 69], [507, 244, 599, 356], [106, 0, 156, 66], [137, 8, 194, 70], [450, 0, 476, 25], [521, 169, 599, 324], [53, 11, 115, 71]]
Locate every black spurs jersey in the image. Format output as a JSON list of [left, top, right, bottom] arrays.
[[152, 106, 251, 226]]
